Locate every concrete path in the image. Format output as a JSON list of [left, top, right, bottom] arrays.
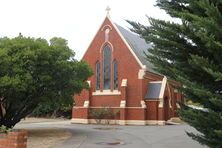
[[16, 120, 206, 148]]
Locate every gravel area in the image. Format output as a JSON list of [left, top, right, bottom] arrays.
[[15, 118, 71, 148], [20, 117, 67, 123], [27, 128, 71, 148]]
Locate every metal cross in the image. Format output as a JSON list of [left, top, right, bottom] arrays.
[[106, 6, 111, 17]]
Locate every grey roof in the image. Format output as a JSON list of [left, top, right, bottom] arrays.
[[145, 83, 162, 99], [116, 24, 155, 72]]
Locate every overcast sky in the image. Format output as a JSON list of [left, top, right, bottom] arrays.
[[0, 0, 172, 60]]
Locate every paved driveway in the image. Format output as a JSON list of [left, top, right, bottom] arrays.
[[16, 121, 205, 148]]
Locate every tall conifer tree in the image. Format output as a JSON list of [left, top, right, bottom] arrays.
[[129, 0, 222, 147]]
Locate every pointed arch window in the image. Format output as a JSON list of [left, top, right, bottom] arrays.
[[103, 45, 111, 89], [96, 61, 100, 90], [113, 60, 118, 90]]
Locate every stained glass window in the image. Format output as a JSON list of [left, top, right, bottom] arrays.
[[96, 61, 100, 90], [103, 45, 111, 89], [113, 60, 118, 90]]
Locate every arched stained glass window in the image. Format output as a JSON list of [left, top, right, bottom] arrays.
[[96, 61, 100, 90], [113, 60, 118, 90], [103, 45, 111, 89]]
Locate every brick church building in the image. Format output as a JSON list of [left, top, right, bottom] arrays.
[[72, 13, 183, 125]]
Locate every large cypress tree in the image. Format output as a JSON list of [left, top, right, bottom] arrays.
[[128, 0, 222, 147]]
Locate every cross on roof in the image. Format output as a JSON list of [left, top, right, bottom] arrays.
[[106, 6, 111, 17]]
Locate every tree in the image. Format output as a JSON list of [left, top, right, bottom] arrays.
[[0, 36, 92, 128], [128, 0, 222, 147]]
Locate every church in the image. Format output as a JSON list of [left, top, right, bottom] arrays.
[[71, 12, 183, 125]]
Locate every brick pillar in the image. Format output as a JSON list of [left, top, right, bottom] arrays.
[[174, 91, 182, 117], [158, 99, 165, 125], [140, 79, 147, 121], [72, 81, 91, 124], [140, 100, 147, 121], [172, 91, 177, 117], [119, 79, 127, 125], [83, 80, 91, 123], [157, 77, 167, 125], [138, 68, 147, 122]]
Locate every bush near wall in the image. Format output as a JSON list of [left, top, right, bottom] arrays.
[[89, 107, 120, 124]]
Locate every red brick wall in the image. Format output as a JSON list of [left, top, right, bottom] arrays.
[[72, 107, 88, 119], [81, 17, 142, 108], [0, 130, 27, 148], [145, 101, 159, 120], [74, 89, 89, 106], [126, 108, 146, 120], [90, 95, 121, 107]]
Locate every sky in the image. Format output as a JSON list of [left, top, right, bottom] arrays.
[[0, 0, 172, 60]]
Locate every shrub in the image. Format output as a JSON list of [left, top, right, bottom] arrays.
[[0, 125, 11, 134], [90, 107, 119, 124]]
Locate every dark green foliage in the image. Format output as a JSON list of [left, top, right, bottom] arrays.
[[32, 96, 73, 118], [128, 0, 222, 147], [0, 36, 92, 128], [0, 125, 11, 133]]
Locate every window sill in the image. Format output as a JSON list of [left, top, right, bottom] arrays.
[[92, 90, 121, 96]]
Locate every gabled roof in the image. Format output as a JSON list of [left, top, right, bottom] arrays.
[[115, 24, 155, 73], [82, 16, 157, 73]]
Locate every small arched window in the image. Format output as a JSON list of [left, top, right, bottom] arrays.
[[113, 60, 118, 90], [96, 61, 100, 90], [103, 45, 111, 89]]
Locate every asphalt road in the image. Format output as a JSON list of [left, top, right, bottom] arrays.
[[16, 120, 206, 148]]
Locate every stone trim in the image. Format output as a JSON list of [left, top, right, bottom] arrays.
[[88, 119, 118, 124], [92, 90, 121, 96], [159, 76, 167, 108], [174, 89, 179, 93], [146, 120, 165, 125], [71, 118, 89, 124], [120, 100, 126, 108], [73, 106, 147, 109], [166, 83, 173, 108], [126, 120, 146, 125], [119, 120, 126, 125], [87, 80, 91, 88], [149, 81, 162, 83], [71, 118, 165, 125], [83, 101, 89, 107], [101, 24, 113, 31], [138, 68, 146, 79], [176, 103, 181, 109], [89, 106, 145, 109], [99, 41, 114, 53], [121, 79, 127, 87], [140, 100, 147, 108], [159, 76, 167, 99]]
